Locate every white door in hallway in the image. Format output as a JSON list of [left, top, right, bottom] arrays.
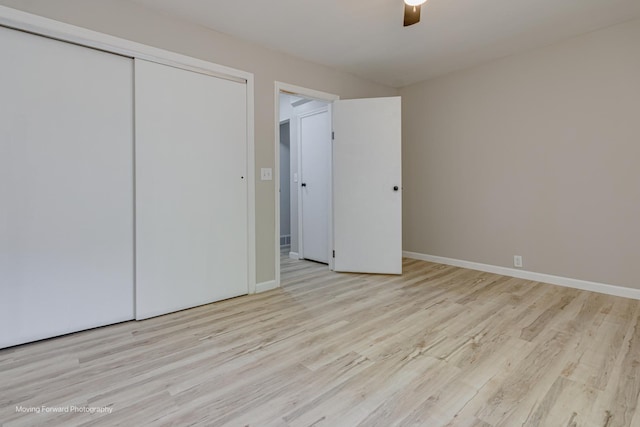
[[300, 107, 331, 264], [332, 97, 402, 274]]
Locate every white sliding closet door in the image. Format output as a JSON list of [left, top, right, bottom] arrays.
[[135, 59, 248, 320], [0, 27, 135, 348]]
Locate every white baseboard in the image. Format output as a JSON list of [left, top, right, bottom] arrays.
[[256, 280, 278, 293], [289, 252, 299, 260], [403, 251, 640, 301]]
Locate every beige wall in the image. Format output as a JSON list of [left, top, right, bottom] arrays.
[[401, 19, 640, 289], [0, 0, 397, 284]]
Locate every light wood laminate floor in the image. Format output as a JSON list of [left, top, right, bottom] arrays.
[[2, 254, 640, 426]]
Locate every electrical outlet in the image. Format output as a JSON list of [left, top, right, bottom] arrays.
[[514, 255, 523, 268]]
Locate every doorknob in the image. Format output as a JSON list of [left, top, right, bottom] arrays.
[[393, 186, 399, 191], [301, 183, 307, 187]]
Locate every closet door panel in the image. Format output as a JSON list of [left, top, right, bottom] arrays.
[[0, 27, 135, 348], [135, 59, 248, 320]]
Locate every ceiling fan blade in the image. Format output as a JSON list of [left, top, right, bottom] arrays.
[[403, 4, 421, 27]]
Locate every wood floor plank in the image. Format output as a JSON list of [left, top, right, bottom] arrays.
[[519, 376, 597, 427]]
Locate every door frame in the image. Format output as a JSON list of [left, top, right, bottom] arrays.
[[274, 82, 339, 288], [297, 105, 332, 264]]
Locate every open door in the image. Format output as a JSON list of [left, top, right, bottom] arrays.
[[332, 97, 402, 274]]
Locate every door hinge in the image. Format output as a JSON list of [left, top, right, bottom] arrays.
[[332, 131, 335, 140], [332, 250, 335, 258]]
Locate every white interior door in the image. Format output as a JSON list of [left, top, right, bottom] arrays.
[[0, 27, 135, 348], [300, 108, 331, 263], [333, 97, 402, 274], [135, 59, 248, 320]]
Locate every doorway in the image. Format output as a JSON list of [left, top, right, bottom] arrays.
[[275, 82, 403, 288], [278, 92, 332, 266], [275, 84, 339, 286]]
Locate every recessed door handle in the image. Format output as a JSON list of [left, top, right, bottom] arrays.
[[393, 186, 399, 191]]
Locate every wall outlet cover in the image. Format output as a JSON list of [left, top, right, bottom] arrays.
[[514, 255, 523, 268]]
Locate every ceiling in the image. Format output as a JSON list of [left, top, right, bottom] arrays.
[[130, 0, 640, 88]]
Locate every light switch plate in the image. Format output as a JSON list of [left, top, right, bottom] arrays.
[[261, 168, 273, 181]]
